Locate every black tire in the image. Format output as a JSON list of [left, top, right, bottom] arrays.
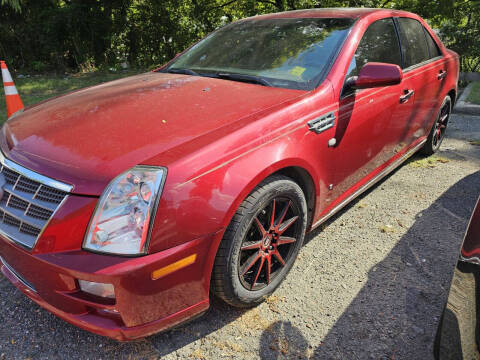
[[421, 95, 451, 156], [212, 175, 307, 308]]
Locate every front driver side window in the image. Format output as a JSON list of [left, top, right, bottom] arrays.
[[345, 18, 402, 80]]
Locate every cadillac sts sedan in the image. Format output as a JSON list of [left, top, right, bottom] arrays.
[[0, 8, 459, 340]]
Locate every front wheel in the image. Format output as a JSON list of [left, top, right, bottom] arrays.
[[421, 95, 451, 156], [212, 175, 307, 307]]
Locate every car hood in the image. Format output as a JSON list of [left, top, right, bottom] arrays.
[[1, 72, 304, 195]]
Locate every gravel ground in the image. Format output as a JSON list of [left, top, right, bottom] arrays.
[[1, 114, 479, 360]]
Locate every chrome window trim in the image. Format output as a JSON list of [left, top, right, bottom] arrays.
[[0, 151, 73, 193], [402, 55, 444, 74]]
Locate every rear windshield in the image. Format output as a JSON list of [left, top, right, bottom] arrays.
[[165, 17, 354, 90]]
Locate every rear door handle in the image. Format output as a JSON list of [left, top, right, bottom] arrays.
[[437, 70, 447, 80], [400, 89, 414, 103]]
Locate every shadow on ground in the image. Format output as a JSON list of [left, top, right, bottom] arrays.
[[259, 170, 480, 359]]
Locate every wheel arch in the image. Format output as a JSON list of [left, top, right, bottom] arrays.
[[271, 166, 316, 229], [203, 158, 320, 293], [447, 88, 456, 106], [220, 158, 319, 233]]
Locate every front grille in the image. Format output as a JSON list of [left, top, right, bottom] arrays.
[[0, 161, 70, 249]]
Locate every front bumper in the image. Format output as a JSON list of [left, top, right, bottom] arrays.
[[0, 233, 213, 340]]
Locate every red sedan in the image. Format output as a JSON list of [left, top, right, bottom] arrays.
[[0, 8, 458, 340]]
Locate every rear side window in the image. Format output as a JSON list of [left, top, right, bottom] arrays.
[[397, 18, 430, 68], [345, 18, 402, 78], [424, 28, 442, 58]]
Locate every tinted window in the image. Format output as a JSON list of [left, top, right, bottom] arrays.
[[424, 28, 442, 58], [167, 18, 354, 90], [397, 18, 430, 68], [345, 18, 402, 78]]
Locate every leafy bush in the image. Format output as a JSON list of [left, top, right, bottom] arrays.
[[0, 0, 479, 73], [438, 1, 480, 72]]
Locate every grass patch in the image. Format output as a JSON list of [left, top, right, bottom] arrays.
[[408, 155, 450, 168], [470, 139, 480, 146], [0, 70, 143, 124], [357, 201, 368, 209], [467, 81, 480, 105]]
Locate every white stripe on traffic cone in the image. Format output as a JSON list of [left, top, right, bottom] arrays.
[[1, 61, 24, 119]]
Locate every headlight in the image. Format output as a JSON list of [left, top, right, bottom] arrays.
[[83, 166, 166, 255]]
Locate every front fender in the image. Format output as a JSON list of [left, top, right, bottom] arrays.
[[149, 127, 328, 254], [158, 137, 327, 296], [147, 82, 335, 255]]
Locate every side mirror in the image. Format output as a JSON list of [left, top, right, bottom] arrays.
[[346, 62, 403, 90]]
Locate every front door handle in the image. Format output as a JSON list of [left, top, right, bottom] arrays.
[[437, 70, 447, 80], [400, 89, 414, 103]]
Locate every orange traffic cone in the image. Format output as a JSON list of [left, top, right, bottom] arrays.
[[1, 61, 24, 119]]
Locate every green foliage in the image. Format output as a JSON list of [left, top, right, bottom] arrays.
[[467, 82, 480, 105], [437, 1, 480, 72], [31, 61, 48, 73], [0, 0, 478, 73], [1, 0, 20, 12]]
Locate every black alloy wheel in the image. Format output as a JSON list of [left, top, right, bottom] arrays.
[[212, 175, 307, 307], [422, 95, 451, 155]]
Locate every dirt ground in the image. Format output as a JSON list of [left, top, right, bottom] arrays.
[[0, 113, 479, 360]]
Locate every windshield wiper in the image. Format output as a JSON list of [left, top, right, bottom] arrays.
[[165, 68, 199, 76], [215, 73, 272, 87], [165, 69, 272, 87]]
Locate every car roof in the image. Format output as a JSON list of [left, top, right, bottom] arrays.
[[244, 7, 415, 20]]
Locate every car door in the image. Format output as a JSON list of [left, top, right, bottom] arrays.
[[329, 18, 410, 202], [395, 17, 445, 143]]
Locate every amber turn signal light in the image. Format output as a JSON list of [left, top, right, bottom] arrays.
[[152, 254, 197, 280]]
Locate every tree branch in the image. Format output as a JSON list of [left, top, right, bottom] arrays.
[[380, 0, 391, 8], [209, 0, 241, 10], [256, 0, 278, 6]]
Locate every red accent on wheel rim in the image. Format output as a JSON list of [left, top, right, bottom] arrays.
[[238, 198, 299, 290], [433, 102, 450, 146]]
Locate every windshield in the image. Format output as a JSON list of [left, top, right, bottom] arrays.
[[164, 17, 354, 90]]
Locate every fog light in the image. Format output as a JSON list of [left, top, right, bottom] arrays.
[[78, 280, 115, 299]]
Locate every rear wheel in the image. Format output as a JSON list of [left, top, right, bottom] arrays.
[[421, 95, 451, 155], [212, 175, 307, 307]]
